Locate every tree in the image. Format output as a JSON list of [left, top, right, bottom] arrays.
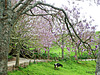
[[0, 0, 99, 75], [52, 21, 68, 59], [0, 0, 13, 74], [34, 16, 55, 59], [0, 1, 57, 74], [10, 14, 37, 67], [51, 2, 96, 60], [73, 0, 100, 74]]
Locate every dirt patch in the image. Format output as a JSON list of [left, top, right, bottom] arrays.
[[8, 57, 16, 61]]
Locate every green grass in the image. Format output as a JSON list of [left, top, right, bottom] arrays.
[[49, 46, 75, 57], [32, 45, 97, 59], [48, 46, 96, 59], [8, 60, 96, 75], [29, 48, 35, 50]]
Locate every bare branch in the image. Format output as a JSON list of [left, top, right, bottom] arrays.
[[15, 1, 95, 59], [36, 2, 96, 57], [36, 5, 58, 13], [22, 1, 40, 15], [36, 5, 49, 13], [12, 0, 24, 10], [29, 9, 56, 16], [25, 12, 56, 16], [85, 36, 91, 42], [16, 0, 33, 15]]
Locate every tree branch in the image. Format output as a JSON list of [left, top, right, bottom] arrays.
[[16, 0, 32, 15], [25, 12, 55, 16], [12, 0, 24, 10], [35, 1, 96, 58], [15, 1, 96, 59]]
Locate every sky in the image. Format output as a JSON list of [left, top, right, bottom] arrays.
[[46, 0, 100, 31]]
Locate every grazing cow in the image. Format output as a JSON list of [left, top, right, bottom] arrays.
[[54, 63, 63, 68]]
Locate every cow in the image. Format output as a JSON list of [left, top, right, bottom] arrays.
[[54, 63, 63, 69]]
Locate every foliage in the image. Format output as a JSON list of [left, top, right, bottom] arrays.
[[49, 46, 98, 60], [29, 52, 59, 59], [78, 53, 97, 59], [0, 0, 99, 75], [10, 0, 98, 60], [41, 53, 48, 59], [8, 55, 13, 59], [50, 53, 59, 59]]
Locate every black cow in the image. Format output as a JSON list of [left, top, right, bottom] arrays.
[[54, 63, 63, 68]]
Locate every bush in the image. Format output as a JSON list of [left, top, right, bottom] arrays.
[[33, 52, 43, 59], [33, 53, 59, 59], [78, 53, 97, 59], [8, 55, 13, 59], [42, 53, 47, 59], [50, 53, 58, 59]]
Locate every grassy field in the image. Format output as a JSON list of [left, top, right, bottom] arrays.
[[49, 46, 75, 56], [29, 45, 97, 60], [8, 60, 96, 75], [8, 45, 97, 75]]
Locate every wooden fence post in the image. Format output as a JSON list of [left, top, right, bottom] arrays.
[[12, 65, 15, 71], [29, 60, 31, 65]]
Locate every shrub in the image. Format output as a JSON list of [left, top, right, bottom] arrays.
[[8, 55, 13, 59], [50, 53, 58, 59], [42, 53, 47, 59], [78, 53, 97, 59]]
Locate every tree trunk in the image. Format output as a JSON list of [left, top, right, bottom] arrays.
[[15, 52, 20, 68], [0, 24, 9, 75], [47, 48, 50, 59], [61, 33, 64, 59], [61, 46, 64, 59], [96, 54, 100, 75], [95, 32, 100, 75], [75, 49, 78, 60], [15, 44, 21, 68], [0, 0, 12, 74]]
